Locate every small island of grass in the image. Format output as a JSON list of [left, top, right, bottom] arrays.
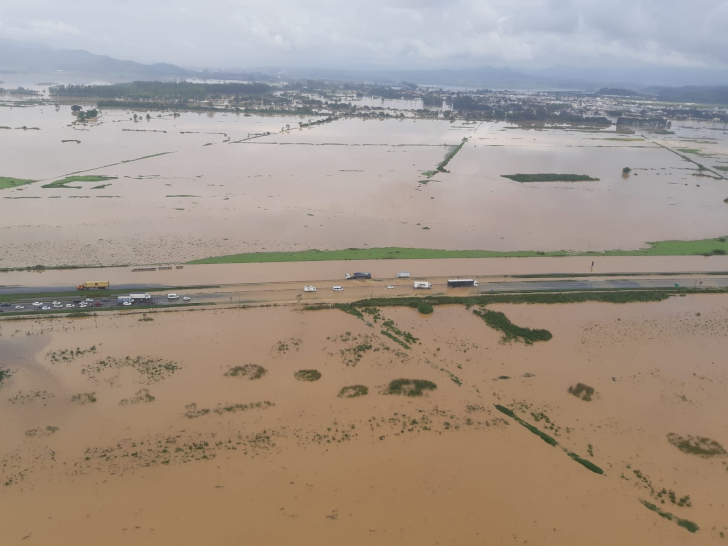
[[42, 175, 117, 189], [0, 177, 36, 190], [502, 173, 600, 183]]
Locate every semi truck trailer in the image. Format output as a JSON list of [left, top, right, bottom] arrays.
[[447, 279, 478, 288], [77, 281, 109, 290], [345, 272, 372, 279]]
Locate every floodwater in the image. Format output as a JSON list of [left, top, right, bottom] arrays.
[[1, 104, 727, 268], [1, 296, 727, 544], [2, 255, 728, 291]]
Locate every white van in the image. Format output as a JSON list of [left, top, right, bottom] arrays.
[[332, 286, 344, 292], [167, 293, 180, 300]]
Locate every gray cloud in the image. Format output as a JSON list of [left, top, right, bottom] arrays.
[[0, 0, 725, 69]]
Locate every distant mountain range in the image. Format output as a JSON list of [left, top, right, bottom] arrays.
[[2, 39, 728, 97]]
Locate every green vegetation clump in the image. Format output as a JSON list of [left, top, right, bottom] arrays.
[[666, 433, 726, 458], [71, 392, 97, 404], [418, 302, 434, 314], [24, 426, 59, 437], [640, 500, 699, 533], [0, 177, 36, 190], [224, 364, 267, 380], [183, 400, 274, 418], [82, 356, 180, 383], [386, 378, 437, 397], [0, 368, 13, 387], [473, 308, 552, 344], [294, 369, 322, 382], [119, 388, 155, 406], [48, 346, 97, 364], [338, 385, 369, 398], [568, 383, 595, 401], [42, 175, 117, 189], [502, 173, 599, 183]]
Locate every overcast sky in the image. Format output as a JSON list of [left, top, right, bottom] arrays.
[[1, 0, 727, 70]]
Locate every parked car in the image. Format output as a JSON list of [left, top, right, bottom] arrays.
[[93, 302, 103, 307], [42, 306, 51, 310], [33, 302, 43, 307], [66, 303, 74, 308], [85, 298, 94, 302], [386, 285, 394, 289], [167, 293, 180, 300], [0, 303, 11, 307], [332, 286, 344, 292], [182, 296, 191, 301], [122, 301, 132, 306], [101, 298, 110, 302], [15, 305, 24, 309]]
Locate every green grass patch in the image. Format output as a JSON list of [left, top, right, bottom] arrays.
[[418, 302, 434, 314], [590, 137, 645, 142], [224, 364, 267, 380], [473, 308, 552, 344], [640, 500, 699, 533], [502, 173, 599, 183], [166, 194, 200, 197], [386, 378, 437, 396], [338, 385, 369, 398], [714, 166, 728, 171], [188, 236, 728, 264], [0, 176, 36, 190], [667, 433, 726, 458], [676, 147, 713, 158], [0, 368, 13, 387], [42, 175, 117, 189], [494, 404, 557, 446], [568, 382, 595, 401], [91, 184, 112, 189], [294, 369, 322, 382], [183, 400, 274, 418]]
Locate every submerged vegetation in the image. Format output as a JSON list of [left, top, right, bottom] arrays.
[[666, 433, 727, 458], [71, 392, 97, 404], [294, 369, 322, 382], [568, 383, 595, 401], [338, 385, 369, 398], [224, 364, 267, 380], [386, 379, 437, 397]]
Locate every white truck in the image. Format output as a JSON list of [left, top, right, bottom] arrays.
[[303, 286, 317, 292], [396, 272, 410, 278], [413, 281, 432, 289], [131, 293, 152, 302]]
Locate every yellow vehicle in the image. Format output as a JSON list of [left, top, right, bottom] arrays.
[[77, 281, 110, 290]]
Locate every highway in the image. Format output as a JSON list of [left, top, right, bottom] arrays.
[[2, 275, 726, 315]]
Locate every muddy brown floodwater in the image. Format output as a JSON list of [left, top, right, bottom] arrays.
[[3, 255, 728, 290], [1, 294, 727, 544], [1, 106, 727, 267]]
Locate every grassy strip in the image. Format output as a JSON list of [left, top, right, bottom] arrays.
[[473, 308, 552, 344], [502, 173, 600, 182], [566, 451, 604, 474], [386, 379, 436, 397], [495, 405, 605, 473], [0, 177, 36, 190], [494, 404, 557, 446], [437, 138, 468, 173], [640, 500, 699, 533], [186, 237, 728, 264], [42, 175, 117, 189]]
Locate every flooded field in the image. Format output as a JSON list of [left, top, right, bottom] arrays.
[[1, 295, 727, 544], [1, 103, 727, 268]]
